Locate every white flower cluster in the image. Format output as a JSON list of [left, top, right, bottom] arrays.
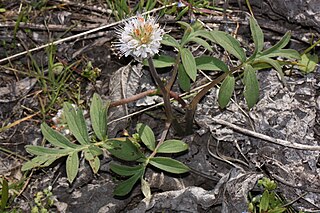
[[116, 14, 164, 59]]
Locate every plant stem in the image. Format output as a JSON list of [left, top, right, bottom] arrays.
[[110, 89, 187, 108], [149, 121, 171, 158], [148, 57, 174, 121], [147, 57, 184, 134], [185, 66, 240, 134], [166, 52, 181, 90]]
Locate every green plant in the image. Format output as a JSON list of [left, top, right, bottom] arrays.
[[0, 177, 9, 211], [144, 16, 300, 133], [31, 186, 54, 213], [106, 0, 158, 21], [0, 176, 26, 212], [247, 177, 287, 213], [22, 93, 189, 197]]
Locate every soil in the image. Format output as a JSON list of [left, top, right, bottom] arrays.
[[0, 1, 319, 213]]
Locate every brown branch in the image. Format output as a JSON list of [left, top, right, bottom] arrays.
[[110, 89, 187, 108]]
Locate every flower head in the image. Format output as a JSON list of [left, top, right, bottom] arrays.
[[115, 14, 164, 59]]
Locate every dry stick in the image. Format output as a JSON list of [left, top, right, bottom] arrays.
[[210, 117, 320, 151], [0, 3, 177, 64]]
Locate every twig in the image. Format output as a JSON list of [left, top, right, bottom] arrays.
[[207, 138, 244, 170], [209, 117, 320, 151], [0, 112, 40, 133], [110, 89, 187, 108]]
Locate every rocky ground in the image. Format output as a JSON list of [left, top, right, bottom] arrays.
[[0, 0, 319, 212]]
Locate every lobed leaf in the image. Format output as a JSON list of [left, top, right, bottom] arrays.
[[63, 103, 90, 145], [195, 56, 229, 72], [156, 140, 188, 153], [209, 31, 246, 62], [243, 65, 259, 109], [181, 48, 197, 81], [149, 157, 189, 174], [66, 152, 79, 183], [90, 93, 108, 141], [218, 75, 235, 109], [41, 123, 78, 149], [107, 138, 145, 161], [136, 123, 155, 151], [113, 168, 144, 196]]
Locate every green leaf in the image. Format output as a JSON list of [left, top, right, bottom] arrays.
[[259, 190, 270, 212], [66, 152, 79, 183], [298, 53, 319, 74], [188, 37, 213, 52], [145, 55, 176, 68], [107, 138, 145, 161], [84, 150, 100, 173], [88, 145, 103, 156], [181, 48, 197, 81], [178, 63, 191, 91], [156, 140, 188, 153], [250, 16, 264, 53], [255, 57, 285, 84], [177, 21, 194, 45], [161, 34, 180, 49], [25, 145, 71, 156], [243, 65, 259, 109], [110, 163, 144, 177], [192, 30, 213, 42], [63, 102, 90, 145], [195, 56, 229, 72], [176, 6, 188, 21], [136, 123, 155, 151], [218, 75, 235, 108], [149, 157, 189, 174], [90, 93, 108, 141], [260, 31, 291, 56], [21, 155, 59, 171], [41, 123, 78, 149], [1, 178, 9, 211], [262, 49, 301, 60], [113, 168, 144, 196], [90, 157, 100, 174], [141, 178, 151, 199], [209, 31, 246, 62]]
